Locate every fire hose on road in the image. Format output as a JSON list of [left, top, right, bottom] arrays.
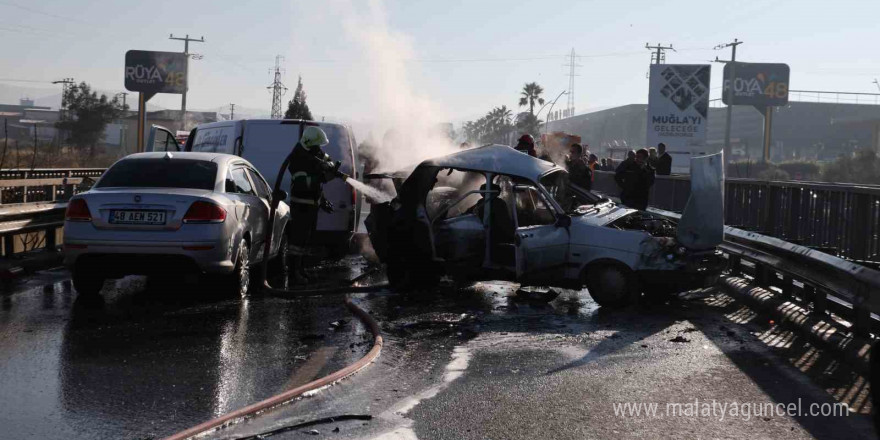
[[163, 129, 388, 440], [162, 293, 384, 440]]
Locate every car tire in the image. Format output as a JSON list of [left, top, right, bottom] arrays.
[[227, 238, 251, 299], [586, 264, 637, 308], [72, 270, 104, 297]]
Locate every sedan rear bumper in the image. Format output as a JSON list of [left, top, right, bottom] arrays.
[[64, 239, 234, 275]]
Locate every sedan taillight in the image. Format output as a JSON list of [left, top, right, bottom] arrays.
[[183, 201, 227, 224], [65, 198, 91, 222]]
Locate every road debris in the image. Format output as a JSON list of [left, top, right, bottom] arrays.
[[329, 320, 348, 330], [233, 415, 373, 439]]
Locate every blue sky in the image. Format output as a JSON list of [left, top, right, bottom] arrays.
[[1, 0, 878, 122]]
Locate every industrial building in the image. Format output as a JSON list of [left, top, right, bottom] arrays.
[[545, 99, 880, 162]]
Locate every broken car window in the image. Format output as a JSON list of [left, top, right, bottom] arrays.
[[540, 170, 601, 213], [515, 186, 555, 227], [426, 168, 485, 220]]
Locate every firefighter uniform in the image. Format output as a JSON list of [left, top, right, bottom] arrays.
[[288, 126, 339, 283]]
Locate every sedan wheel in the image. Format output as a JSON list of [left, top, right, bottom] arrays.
[[229, 239, 251, 298], [586, 265, 637, 308]]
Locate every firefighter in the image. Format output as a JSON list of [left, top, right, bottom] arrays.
[[288, 126, 345, 284], [514, 134, 537, 157]]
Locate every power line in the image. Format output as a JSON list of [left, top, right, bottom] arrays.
[[645, 43, 675, 65], [0, 78, 54, 84], [0, 21, 79, 38], [0, 25, 68, 39], [0, 1, 91, 25]]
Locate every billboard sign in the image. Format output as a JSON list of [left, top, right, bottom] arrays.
[[646, 64, 711, 171], [721, 62, 789, 107], [124, 50, 187, 95]]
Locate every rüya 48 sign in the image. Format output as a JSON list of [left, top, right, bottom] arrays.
[[722, 62, 790, 107], [124, 50, 187, 95]]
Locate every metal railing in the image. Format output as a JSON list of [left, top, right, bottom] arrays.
[[0, 168, 106, 180], [0, 168, 104, 204], [0, 202, 67, 257], [709, 90, 880, 107], [648, 207, 880, 337], [593, 171, 880, 262]]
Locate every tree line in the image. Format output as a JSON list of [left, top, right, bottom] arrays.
[[461, 82, 545, 145]]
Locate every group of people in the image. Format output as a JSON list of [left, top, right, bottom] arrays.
[[510, 134, 676, 212], [611, 143, 673, 210]]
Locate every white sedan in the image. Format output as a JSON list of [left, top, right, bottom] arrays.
[[63, 152, 290, 298]]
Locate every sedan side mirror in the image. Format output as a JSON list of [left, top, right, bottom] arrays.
[[555, 213, 572, 228], [273, 189, 289, 202]]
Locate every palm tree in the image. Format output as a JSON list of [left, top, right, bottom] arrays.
[[519, 82, 545, 115]]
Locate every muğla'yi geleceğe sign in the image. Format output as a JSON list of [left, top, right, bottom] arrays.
[[124, 50, 187, 95]]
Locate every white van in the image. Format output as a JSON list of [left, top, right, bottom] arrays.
[[177, 119, 361, 252]]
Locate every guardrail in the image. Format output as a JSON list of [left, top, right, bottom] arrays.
[[593, 171, 880, 263], [647, 207, 880, 338], [0, 168, 104, 204], [0, 168, 106, 180], [0, 202, 67, 258]]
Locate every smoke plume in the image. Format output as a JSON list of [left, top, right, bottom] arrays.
[[330, 0, 460, 174]]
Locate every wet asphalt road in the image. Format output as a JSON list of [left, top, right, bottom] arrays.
[[0, 257, 374, 440], [0, 255, 876, 439]]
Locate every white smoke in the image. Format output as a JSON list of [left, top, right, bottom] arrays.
[[327, 0, 460, 173]]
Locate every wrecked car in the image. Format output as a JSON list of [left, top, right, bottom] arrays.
[[365, 145, 724, 307]]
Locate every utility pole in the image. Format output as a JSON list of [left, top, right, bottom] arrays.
[[116, 92, 129, 154], [31, 122, 38, 171], [873, 78, 880, 92], [1, 117, 7, 170], [267, 55, 288, 119], [229, 103, 235, 120], [562, 49, 581, 118], [715, 38, 743, 168], [169, 34, 205, 130], [645, 43, 675, 65]]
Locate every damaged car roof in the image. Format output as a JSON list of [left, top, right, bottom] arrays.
[[420, 144, 562, 180]]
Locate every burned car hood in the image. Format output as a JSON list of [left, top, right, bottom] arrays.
[[676, 152, 724, 250], [573, 203, 638, 227]]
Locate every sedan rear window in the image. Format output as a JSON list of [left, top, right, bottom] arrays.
[[96, 159, 218, 190]]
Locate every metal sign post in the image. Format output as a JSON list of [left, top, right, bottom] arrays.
[[760, 106, 773, 162], [124, 50, 188, 152], [722, 62, 790, 163]]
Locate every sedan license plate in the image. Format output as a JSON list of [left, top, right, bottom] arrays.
[[109, 210, 166, 225]]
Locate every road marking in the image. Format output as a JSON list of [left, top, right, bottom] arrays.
[[374, 345, 472, 440]]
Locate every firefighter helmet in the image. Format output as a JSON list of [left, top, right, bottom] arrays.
[[301, 126, 330, 150]]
